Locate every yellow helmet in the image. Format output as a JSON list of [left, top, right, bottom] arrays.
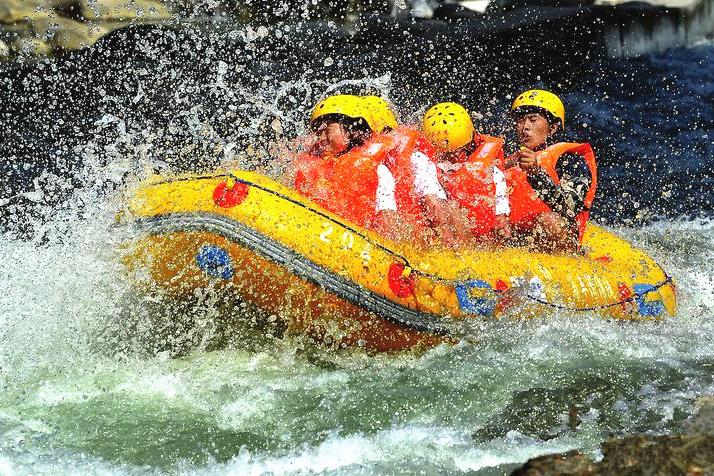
[[310, 94, 376, 131], [361, 95, 398, 132], [422, 102, 475, 152], [511, 89, 565, 128]]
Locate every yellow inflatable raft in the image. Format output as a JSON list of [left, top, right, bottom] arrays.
[[122, 170, 676, 352]]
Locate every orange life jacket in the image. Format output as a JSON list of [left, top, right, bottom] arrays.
[[383, 126, 436, 230], [294, 135, 394, 227], [438, 134, 506, 237], [506, 142, 597, 243]]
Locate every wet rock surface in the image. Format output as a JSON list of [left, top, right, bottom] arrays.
[[512, 397, 714, 475], [0, 0, 171, 58], [0, 0, 393, 60], [0, 0, 711, 62]]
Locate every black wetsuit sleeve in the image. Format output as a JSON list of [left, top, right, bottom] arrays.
[[525, 153, 591, 222]]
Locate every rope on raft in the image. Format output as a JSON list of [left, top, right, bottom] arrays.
[[516, 274, 673, 312]]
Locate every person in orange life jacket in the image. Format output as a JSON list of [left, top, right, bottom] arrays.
[[360, 96, 453, 244], [506, 89, 597, 253], [294, 95, 445, 243], [294, 94, 382, 227], [421, 102, 511, 247]]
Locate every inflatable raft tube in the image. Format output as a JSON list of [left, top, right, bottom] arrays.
[[122, 170, 676, 352]]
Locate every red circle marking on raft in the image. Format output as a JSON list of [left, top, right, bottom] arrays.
[[388, 263, 415, 298], [213, 180, 250, 208]]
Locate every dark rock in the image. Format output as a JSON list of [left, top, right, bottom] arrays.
[[487, 0, 596, 15], [511, 435, 714, 475], [473, 376, 619, 442], [597, 435, 714, 475], [432, 3, 486, 21], [685, 396, 714, 436], [510, 394, 714, 476], [511, 450, 595, 476]]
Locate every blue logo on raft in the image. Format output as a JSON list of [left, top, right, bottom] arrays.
[[633, 284, 665, 317], [196, 245, 234, 279], [455, 280, 497, 316]]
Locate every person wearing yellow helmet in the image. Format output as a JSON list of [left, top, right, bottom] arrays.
[[295, 94, 441, 241], [308, 94, 376, 157], [505, 89, 597, 253], [294, 94, 398, 229], [421, 102, 511, 246], [359, 97, 461, 244]]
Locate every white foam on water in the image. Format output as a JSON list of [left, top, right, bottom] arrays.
[[0, 447, 145, 476], [179, 425, 590, 475], [0, 229, 125, 382]]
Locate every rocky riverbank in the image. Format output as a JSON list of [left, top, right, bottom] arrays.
[[2, 0, 712, 62], [0, 0, 175, 59], [0, 0, 396, 60], [512, 397, 714, 475]]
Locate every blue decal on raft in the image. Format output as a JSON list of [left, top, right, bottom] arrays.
[[455, 280, 496, 316], [196, 245, 234, 279], [633, 283, 665, 317]]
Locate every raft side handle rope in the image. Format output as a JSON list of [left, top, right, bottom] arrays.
[[511, 274, 673, 312]]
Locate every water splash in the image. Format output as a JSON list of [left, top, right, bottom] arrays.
[[0, 19, 712, 475]]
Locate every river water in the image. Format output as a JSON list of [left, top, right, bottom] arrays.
[[0, 19, 713, 475]]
